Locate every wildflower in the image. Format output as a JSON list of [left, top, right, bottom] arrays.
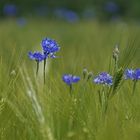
[[125, 68, 140, 95], [124, 69, 135, 80], [62, 74, 80, 86], [134, 69, 140, 80], [41, 38, 60, 58], [41, 38, 60, 83], [63, 10, 79, 23], [17, 17, 27, 27], [28, 51, 45, 62], [94, 72, 113, 86], [63, 74, 80, 95], [3, 4, 17, 17], [28, 51, 45, 75], [104, 2, 119, 13], [54, 8, 79, 23], [124, 69, 140, 80]]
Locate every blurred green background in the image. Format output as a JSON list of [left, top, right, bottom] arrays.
[[1, 0, 140, 20]]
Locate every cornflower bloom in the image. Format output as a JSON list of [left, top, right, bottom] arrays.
[[62, 74, 80, 95], [94, 72, 113, 86], [28, 51, 45, 75], [41, 38, 60, 58], [41, 38, 60, 83], [124, 68, 140, 95], [124, 69, 135, 80], [28, 51, 45, 62], [3, 4, 17, 17]]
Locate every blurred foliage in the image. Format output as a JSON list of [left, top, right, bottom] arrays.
[[0, 0, 140, 20]]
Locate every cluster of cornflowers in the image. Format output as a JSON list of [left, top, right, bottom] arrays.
[[62, 68, 140, 94], [28, 38, 60, 83], [62, 71, 113, 94], [28, 38, 140, 96]]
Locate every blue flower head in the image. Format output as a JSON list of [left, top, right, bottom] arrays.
[[94, 72, 113, 86], [104, 2, 119, 13], [62, 74, 80, 85], [3, 4, 17, 16], [41, 38, 60, 58], [54, 8, 79, 23], [17, 17, 27, 27], [28, 51, 45, 62], [124, 69, 135, 80], [124, 69, 140, 81], [134, 69, 140, 80]]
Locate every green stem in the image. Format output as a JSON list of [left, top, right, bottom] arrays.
[[43, 59, 46, 84], [114, 57, 118, 73], [132, 80, 137, 96], [36, 61, 39, 76], [98, 90, 102, 106], [101, 86, 108, 116], [69, 84, 72, 96]]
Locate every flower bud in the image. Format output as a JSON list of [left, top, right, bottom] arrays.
[[83, 68, 88, 79], [87, 72, 93, 81], [10, 70, 16, 76]]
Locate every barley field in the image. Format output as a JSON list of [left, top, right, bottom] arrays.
[[0, 19, 140, 140]]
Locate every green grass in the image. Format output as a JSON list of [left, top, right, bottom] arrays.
[[0, 19, 140, 140]]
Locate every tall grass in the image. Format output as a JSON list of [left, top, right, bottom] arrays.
[[0, 19, 140, 140]]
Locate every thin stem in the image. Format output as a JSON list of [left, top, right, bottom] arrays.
[[98, 90, 102, 106], [43, 59, 46, 84], [36, 61, 39, 76], [101, 85, 108, 117], [132, 80, 137, 96], [69, 84, 72, 96], [114, 57, 118, 73]]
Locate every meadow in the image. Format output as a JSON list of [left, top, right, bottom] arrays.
[[0, 19, 140, 140]]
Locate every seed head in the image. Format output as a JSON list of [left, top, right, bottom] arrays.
[[113, 44, 119, 60]]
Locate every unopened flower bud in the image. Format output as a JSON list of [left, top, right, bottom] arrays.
[[10, 70, 16, 76], [87, 72, 93, 81], [83, 68, 88, 79]]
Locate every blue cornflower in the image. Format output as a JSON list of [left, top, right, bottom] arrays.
[[28, 51, 45, 62], [125, 69, 140, 80], [124, 69, 135, 80], [64, 10, 79, 23], [17, 17, 27, 27], [41, 38, 60, 58], [3, 4, 17, 17], [125, 68, 140, 95], [54, 8, 79, 23], [62, 74, 80, 86], [104, 2, 119, 13], [134, 69, 140, 80], [94, 72, 113, 86]]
